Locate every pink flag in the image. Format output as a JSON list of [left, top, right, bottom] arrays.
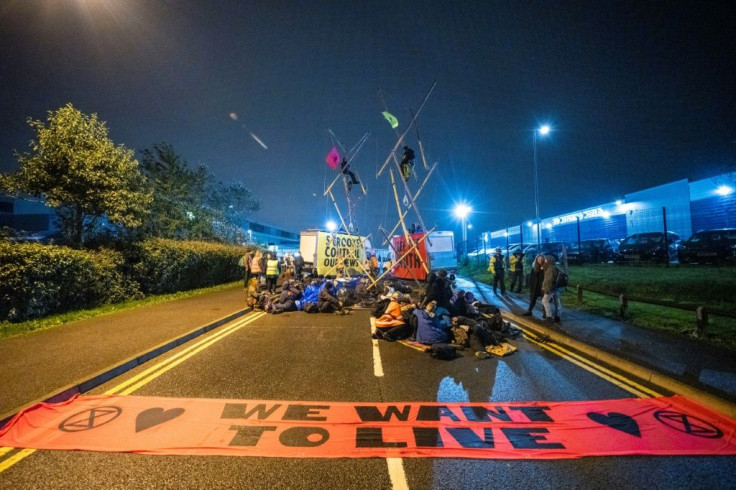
[[325, 146, 340, 170]]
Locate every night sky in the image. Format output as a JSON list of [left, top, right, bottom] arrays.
[[1, 1, 734, 243]]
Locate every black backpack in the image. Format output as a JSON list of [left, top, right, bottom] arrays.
[[303, 302, 319, 313], [428, 343, 457, 361], [371, 298, 391, 317], [556, 271, 569, 288]]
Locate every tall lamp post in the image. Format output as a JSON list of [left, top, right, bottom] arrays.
[[454, 203, 472, 258], [533, 124, 550, 246]]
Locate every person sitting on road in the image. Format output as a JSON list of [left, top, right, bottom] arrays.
[[413, 301, 451, 345], [422, 269, 452, 310], [373, 293, 416, 341], [374, 292, 407, 330], [317, 281, 343, 313], [245, 277, 260, 308], [449, 289, 468, 317], [451, 316, 501, 360], [270, 280, 302, 314]]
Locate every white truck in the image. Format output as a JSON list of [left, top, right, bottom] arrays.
[[299, 230, 370, 276]]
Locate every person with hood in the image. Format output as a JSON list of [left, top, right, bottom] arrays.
[[318, 280, 343, 313], [373, 292, 416, 341], [488, 248, 506, 295], [524, 254, 546, 317], [449, 289, 468, 317], [541, 254, 562, 323], [245, 277, 260, 308], [265, 253, 280, 294], [270, 279, 301, 314], [414, 301, 450, 345], [422, 269, 452, 310]]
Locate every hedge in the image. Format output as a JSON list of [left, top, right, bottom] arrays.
[[0, 239, 248, 322], [129, 238, 245, 295]]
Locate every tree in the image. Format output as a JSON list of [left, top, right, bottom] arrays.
[[139, 142, 209, 239], [140, 143, 260, 243], [1, 104, 152, 246], [206, 178, 261, 243]]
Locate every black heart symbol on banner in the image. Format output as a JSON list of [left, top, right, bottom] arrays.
[[136, 407, 185, 433], [587, 412, 641, 437]]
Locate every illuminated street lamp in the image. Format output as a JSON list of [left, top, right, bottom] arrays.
[[454, 203, 472, 257], [533, 124, 551, 246], [326, 220, 337, 232]]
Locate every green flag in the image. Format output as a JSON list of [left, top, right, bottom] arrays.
[[382, 111, 399, 129]]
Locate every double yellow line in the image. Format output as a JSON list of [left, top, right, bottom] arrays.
[[0, 311, 266, 474], [521, 327, 662, 399]]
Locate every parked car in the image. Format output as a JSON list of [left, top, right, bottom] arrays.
[[678, 228, 736, 265], [615, 232, 681, 264], [567, 238, 619, 264], [522, 241, 573, 262]]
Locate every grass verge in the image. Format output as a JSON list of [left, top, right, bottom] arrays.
[[458, 261, 736, 351], [0, 281, 242, 339]]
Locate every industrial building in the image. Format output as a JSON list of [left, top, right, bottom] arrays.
[[482, 172, 735, 251]]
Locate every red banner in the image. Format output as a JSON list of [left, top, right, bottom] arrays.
[[1, 395, 735, 459], [391, 233, 428, 281]]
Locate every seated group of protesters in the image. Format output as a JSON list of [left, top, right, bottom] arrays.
[[246, 275, 348, 315], [371, 269, 519, 359]]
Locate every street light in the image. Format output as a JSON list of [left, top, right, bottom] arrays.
[[454, 203, 472, 257], [326, 220, 337, 232], [533, 124, 551, 246]]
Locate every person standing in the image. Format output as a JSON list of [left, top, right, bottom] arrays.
[[509, 249, 524, 293], [541, 255, 562, 323], [525, 254, 546, 317], [240, 251, 253, 288], [294, 252, 305, 279], [265, 253, 280, 294], [250, 250, 263, 285], [488, 248, 506, 295]]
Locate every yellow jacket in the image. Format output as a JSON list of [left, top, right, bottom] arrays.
[[488, 254, 505, 275], [509, 254, 522, 272]]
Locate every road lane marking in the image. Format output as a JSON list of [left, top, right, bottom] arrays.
[[0, 311, 266, 474], [0, 449, 35, 473], [108, 312, 267, 395], [372, 339, 385, 377], [371, 317, 408, 488], [527, 333, 662, 397], [522, 330, 662, 398], [387, 457, 409, 490], [105, 312, 264, 395]]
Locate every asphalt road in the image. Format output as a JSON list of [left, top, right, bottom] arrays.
[[1, 309, 734, 489]]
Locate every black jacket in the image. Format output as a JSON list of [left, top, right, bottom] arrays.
[[528, 264, 545, 299]]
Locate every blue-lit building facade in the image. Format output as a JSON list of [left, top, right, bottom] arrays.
[[483, 172, 735, 250]]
